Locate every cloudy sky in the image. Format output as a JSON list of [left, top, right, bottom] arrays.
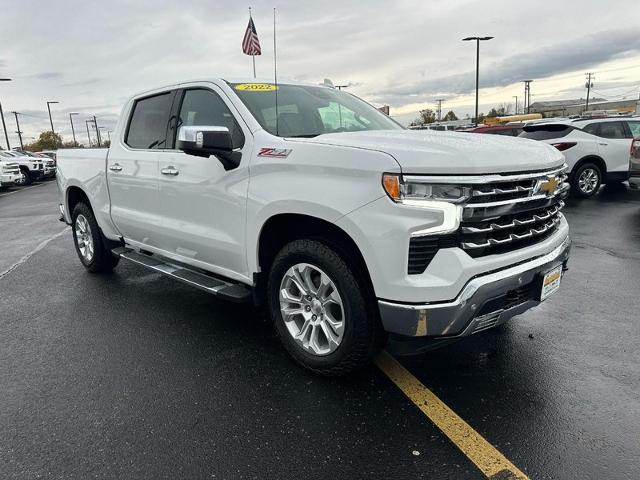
[[1, 0, 640, 146]]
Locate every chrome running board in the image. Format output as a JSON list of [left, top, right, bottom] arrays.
[[112, 247, 252, 303]]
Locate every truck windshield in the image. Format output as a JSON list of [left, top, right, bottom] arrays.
[[229, 83, 402, 137]]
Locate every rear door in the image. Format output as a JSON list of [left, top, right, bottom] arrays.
[[153, 84, 252, 280], [591, 121, 631, 173], [108, 90, 177, 245]]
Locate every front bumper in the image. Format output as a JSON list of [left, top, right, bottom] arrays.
[[0, 172, 22, 186], [378, 233, 571, 337]]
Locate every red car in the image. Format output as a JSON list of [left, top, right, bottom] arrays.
[[462, 124, 523, 136]]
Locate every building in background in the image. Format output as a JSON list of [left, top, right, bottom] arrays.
[[528, 98, 639, 117]]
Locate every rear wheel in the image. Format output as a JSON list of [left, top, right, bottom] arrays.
[[71, 202, 119, 273], [571, 162, 601, 197], [267, 239, 383, 376]]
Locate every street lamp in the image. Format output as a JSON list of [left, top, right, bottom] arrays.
[[69, 113, 79, 145], [0, 78, 12, 149], [462, 36, 493, 126], [46, 101, 59, 145]]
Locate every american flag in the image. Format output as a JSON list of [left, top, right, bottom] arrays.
[[242, 17, 261, 56]]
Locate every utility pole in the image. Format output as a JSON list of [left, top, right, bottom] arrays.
[[522, 80, 533, 113], [12, 111, 23, 149], [435, 99, 444, 121], [69, 112, 79, 145], [513, 96, 518, 115], [85, 120, 92, 146], [585, 73, 594, 113], [0, 78, 12, 149], [92, 116, 101, 147], [462, 36, 494, 126]]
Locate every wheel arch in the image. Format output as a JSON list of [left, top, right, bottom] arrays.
[[66, 185, 93, 217], [571, 155, 607, 178], [255, 213, 376, 304]]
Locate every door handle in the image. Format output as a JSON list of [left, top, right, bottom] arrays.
[[598, 142, 608, 146], [109, 163, 123, 172], [161, 166, 180, 176]]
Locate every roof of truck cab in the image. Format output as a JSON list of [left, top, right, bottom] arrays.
[[128, 78, 332, 98]]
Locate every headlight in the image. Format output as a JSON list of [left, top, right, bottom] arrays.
[[382, 173, 471, 204]]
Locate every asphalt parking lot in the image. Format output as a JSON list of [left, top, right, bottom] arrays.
[[1, 180, 639, 479]]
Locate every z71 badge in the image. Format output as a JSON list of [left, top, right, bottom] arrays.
[[258, 148, 292, 158]]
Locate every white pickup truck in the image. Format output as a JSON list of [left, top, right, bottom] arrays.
[[57, 79, 571, 375]]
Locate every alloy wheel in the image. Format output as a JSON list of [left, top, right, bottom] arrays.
[[578, 168, 599, 194], [278, 262, 345, 356], [75, 214, 94, 262]]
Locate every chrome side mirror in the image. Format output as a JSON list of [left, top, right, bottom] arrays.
[[176, 126, 240, 170]]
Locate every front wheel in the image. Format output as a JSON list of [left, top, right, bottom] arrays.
[[267, 239, 383, 376], [571, 162, 602, 197], [71, 202, 119, 273]]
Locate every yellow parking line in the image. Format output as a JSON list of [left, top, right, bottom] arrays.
[[375, 351, 529, 480]]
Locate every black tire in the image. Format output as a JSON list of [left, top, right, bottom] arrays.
[[16, 167, 32, 186], [571, 162, 602, 198], [267, 239, 383, 376], [71, 202, 119, 273]]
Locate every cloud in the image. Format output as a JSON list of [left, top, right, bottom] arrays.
[[370, 29, 640, 106], [27, 72, 64, 80]]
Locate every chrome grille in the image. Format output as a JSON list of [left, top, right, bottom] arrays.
[[407, 166, 569, 274], [2, 162, 20, 175], [459, 167, 568, 257]]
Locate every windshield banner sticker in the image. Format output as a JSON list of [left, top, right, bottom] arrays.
[[235, 83, 278, 91], [258, 147, 292, 158]]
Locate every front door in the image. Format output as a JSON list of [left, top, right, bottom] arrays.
[[154, 86, 252, 281], [108, 90, 176, 246]]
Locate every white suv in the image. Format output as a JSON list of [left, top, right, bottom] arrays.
[[520, 117, 640, 197]]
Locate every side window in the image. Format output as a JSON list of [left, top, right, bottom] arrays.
[[597, 121, 626, 139], [126, 92, 175, 149], [178, 89, 244, 149], [582, 123, 599, 136], [626, 121, 640, 138]]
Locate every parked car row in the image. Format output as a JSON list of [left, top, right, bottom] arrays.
[[465, 115, 640, 198], [0, 150, 56, 188]]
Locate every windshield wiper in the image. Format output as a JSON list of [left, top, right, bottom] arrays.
[[286, 134, 320, 138]]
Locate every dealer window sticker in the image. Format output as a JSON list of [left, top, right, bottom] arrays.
[[234, 83, 278, 91]]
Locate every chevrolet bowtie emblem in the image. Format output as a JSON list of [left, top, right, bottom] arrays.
[[538, 176, 559, 195]]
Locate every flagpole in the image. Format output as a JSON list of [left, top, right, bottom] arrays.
[[249, 6, 256, 78], [273, 7, 279, 136]]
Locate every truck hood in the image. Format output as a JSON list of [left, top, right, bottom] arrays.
[[294, 130, 564, 174]]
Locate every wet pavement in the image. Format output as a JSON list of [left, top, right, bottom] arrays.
[[1, 180, 639, 479]]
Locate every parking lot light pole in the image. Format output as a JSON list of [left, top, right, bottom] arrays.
[[46, 101, 60, 145], [462, 36, 493, 126], [0, 78, 12, 149], [69, 112, 79, 145]]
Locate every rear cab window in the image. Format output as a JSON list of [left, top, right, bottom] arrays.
[[126, 91, 176, 149]]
